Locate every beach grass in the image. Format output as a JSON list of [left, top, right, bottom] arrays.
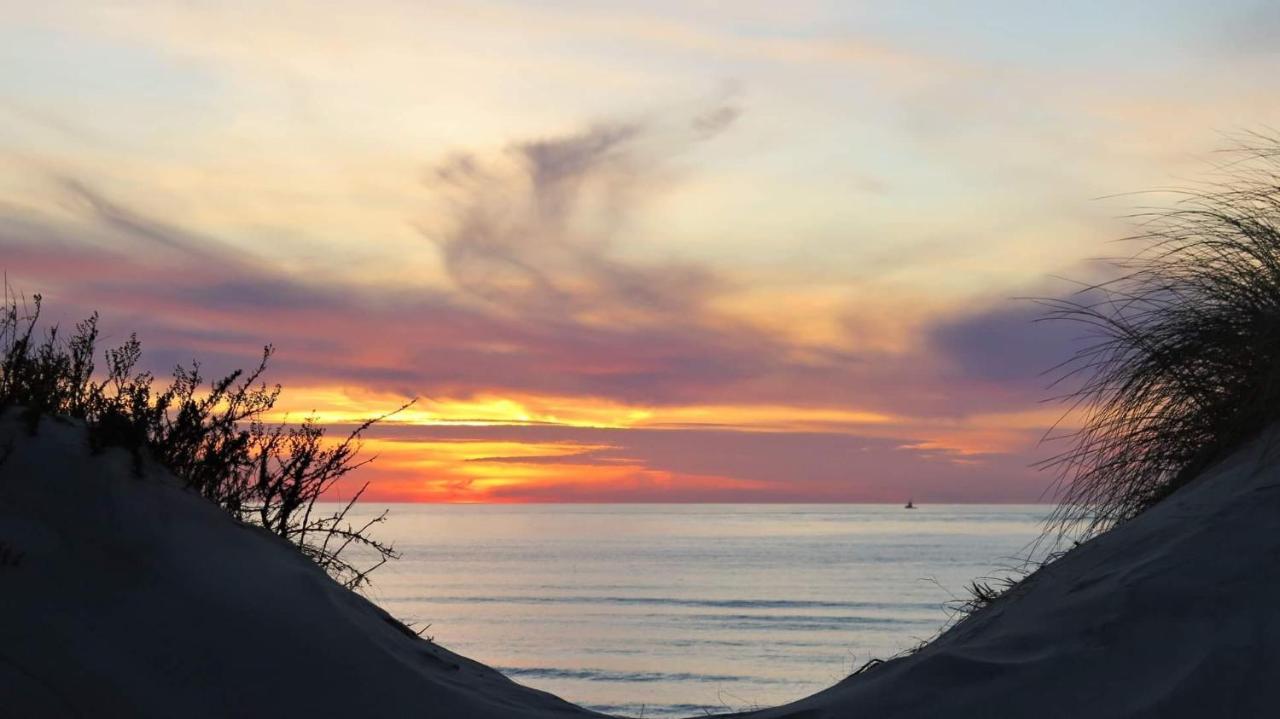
[[1042, 135, 1280, 538]]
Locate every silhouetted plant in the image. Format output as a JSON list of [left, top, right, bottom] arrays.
[[955, 577, 1018, 614], [0, 290, 407, 589], [1042, 135, 1280, 538], [916, 543, 1072, 633]]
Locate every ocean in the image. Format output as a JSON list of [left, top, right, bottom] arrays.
[[343, 503, 1049, 718]]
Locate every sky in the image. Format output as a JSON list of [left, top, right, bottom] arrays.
[[2, 0, 1279, 502]]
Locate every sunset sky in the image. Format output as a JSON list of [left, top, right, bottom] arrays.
[[3, 1, 1279, 502]]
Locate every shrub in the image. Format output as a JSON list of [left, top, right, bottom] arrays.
[[0, 291, 407, 589], [1042, 136, 1280, 538]]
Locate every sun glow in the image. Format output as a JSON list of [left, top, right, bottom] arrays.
[[341, 436, 767, 502], [270, 384, 1052, 502], [269, 386, 898, 432]]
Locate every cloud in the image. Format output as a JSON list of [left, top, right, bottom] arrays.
[[354, 422, 1050, 503], [426, 103, 737, 323], [0, 103, 1067, 504], [0, 106, 809, 409], [58, 179, 226, 260], [917, 265, 1125, 423], [0, 169, 1063, 423], [930, 299, 1076, 383]]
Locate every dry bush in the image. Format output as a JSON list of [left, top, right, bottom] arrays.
[[0, 292, 408, 589]]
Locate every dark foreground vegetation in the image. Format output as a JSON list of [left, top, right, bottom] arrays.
[[0, 292, 407, 589], [942, 138, 1280, 618], [1042, 138, 1280, 539]]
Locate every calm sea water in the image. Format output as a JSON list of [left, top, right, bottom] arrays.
[[341, 504, 1048, 718]]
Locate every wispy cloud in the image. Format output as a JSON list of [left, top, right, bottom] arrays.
[[0, 104, 1075, 501], [1, 139, 1077, 423], [347, 423, 1045, 503], [426, 107, 734, 323]]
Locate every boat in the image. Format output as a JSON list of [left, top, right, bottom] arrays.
[[905, 499, 916, 509]]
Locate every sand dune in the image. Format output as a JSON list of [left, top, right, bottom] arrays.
[[3, 412, 1277, 717], [723, 430, 1280, 718], [0, 415, 603, 719]]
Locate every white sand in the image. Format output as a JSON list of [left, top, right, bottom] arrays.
[[2, 411, 1276, 718]]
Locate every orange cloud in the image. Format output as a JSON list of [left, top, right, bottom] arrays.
[[338, 436, 766, 503]]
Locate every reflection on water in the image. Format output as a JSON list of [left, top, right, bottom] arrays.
[[339, 503, 1048, 717]]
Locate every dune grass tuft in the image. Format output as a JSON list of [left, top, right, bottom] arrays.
[[1041, 136, 1280, 538]]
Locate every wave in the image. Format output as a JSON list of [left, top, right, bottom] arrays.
[[384, 594, 938, 611], [497, 666, 789, 685], [660, 613, 921, 632], [584, 702, 738, 717]]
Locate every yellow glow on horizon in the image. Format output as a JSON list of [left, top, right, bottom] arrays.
[[347, 436, 764, 502], [267, 387, 655, 428], [267, 385, 898, 432], [642, 404, 896, 430]]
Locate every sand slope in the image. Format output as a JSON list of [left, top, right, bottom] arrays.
[[728, 431, 1280, 719], [3, 411, 1277, 718], [0, 415, 604, 719]]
